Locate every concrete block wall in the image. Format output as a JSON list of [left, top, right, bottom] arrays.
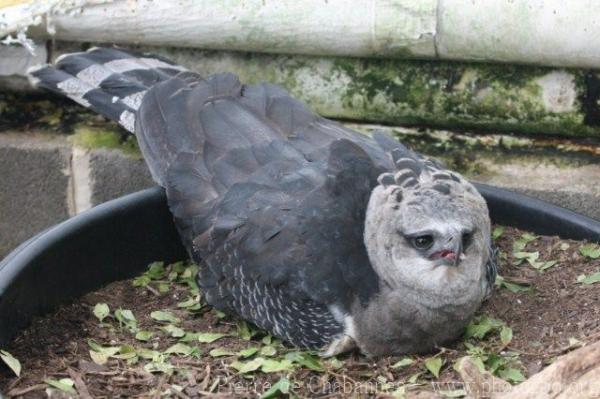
[[0, 132, 154, 257]]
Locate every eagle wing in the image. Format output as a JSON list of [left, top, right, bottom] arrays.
[[136, 73, 384, 346]]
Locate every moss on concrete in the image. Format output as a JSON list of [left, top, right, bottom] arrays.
[[333, 58, 592, 136], [0, 91, 142, 157], [347, 124, 600, 179], [130, 46, 599, 138], [70, 126, 141, 158]]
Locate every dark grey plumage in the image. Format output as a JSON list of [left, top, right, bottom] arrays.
[[29, 47, 495, 356]]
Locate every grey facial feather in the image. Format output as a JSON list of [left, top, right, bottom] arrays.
[[355, 161, 492, 356]]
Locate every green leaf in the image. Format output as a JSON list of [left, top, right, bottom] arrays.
[[327, 357, 344, 370], [89, 350, 109, 365], [238, 347, 260, 358], [285, 351, 324, 372], [230, 357, 265, 374], [464, 316, 504, 340], [498, 367, 525, 383], [513, 251, 540, 268], [150, 310, 180, 323], [495, 275, 531, 293], [512, 251, 537, 259], [161, 324, 185, 338], [209, 348, 235, 357], [157, 282, 170, 293], [195, 332, 228, 343], [45, 378, 76, 395], [465, 356, 486, 373], [236, 321, 258, 340], [137, 348, 161, 360], [261, 335, 273, 345], [147, 261, 166, 279], [0, 350, 21, 377], [577, 271, 600, 285], [512, 233, 537, 252], [114, 308, 137, 332], [492, 226, 505, 241], [135, 330, 154, 341], [164, 343, 195, 356], [132, 275, 151, 287], [424, 356, 443, 378], [93, 303, 110, 322], [536, 260, 558, 271], [88, 340, 121, 356], [408, 372, 422, 384], [133, 262, 166, 287], [260, 358, 294, 373], [144, 361, 175, 374], [500, 326, 513, 346], [177, 297, 201, 310], [260, 377, 291, 399], [260, 346, 277, 357], [112, 344, 137, 360], [214, 310, 227, 319], [391, 357, 414, 369], [580, 244, 600, 259]]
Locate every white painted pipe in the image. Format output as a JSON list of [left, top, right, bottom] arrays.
[[437, 0, 600, 68], [1, 0, 600, 68]]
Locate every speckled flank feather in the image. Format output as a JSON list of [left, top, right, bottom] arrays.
[[230, 266, 343, 348]]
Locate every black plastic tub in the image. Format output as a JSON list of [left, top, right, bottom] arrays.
[[1, 183, 599, 355]]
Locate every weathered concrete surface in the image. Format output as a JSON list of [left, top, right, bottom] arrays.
[[0, 133, 71, 257], [88, 148, 153, 206], [473, 163, 600, 221], [0, 131, 154, 258], [0, 43, 47, 92]]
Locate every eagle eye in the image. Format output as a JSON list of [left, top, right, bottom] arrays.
[[412, 235, 434, 250]]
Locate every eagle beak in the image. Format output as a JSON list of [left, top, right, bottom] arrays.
[[431, 240, 463, 267]]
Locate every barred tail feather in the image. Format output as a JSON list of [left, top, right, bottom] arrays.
[[28, 47, 190, 133]]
